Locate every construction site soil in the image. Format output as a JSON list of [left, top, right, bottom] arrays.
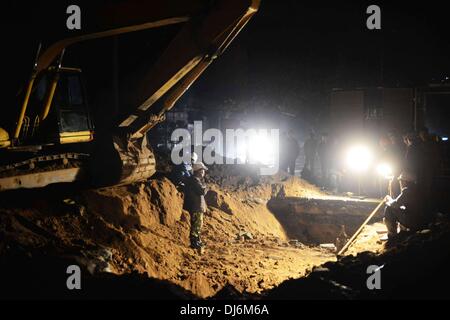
[[0, 164, 448, 299]]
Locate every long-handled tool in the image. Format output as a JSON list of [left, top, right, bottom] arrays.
[[337, 199, 386, 256]]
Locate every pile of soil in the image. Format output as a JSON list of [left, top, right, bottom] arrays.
[[0, 158, 391, 299], [257, 217, 450, 299], [0, 170, 345, 299]]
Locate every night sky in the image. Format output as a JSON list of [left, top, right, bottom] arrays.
[[2, 0, 450, 131], [193, 0, 450, 112]]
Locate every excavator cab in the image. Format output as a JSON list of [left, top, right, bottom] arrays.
[[16, 67, 94, 147]]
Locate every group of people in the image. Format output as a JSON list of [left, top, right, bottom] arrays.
[[381, 128, 443, 241], [280, 130, 334, 189], [282, 126, 443, 242], [280, 130, 300, 175], [170, 127, 443, 251], [302, 131, 334, 188]]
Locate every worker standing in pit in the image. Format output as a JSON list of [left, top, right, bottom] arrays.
[[386, 131, 406, 198], [318, 133, 331, 189], [171, 152, 198, 189], [279, 131, 289, 173], [302, 130, 318, 179], [286, 130, 300, 176], [378, 135, 394, 195], [384, 172, 429, 241], [183, 162, 208, 251]]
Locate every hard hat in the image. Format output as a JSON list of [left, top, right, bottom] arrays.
[[191, 152, 198, 163], [192, 162, 208, 172], [398, 171, 417, 182]]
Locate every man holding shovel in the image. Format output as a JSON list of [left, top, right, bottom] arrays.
[[384, 171, 429, 241]]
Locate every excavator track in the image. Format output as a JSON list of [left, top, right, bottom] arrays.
[[0, 153, 89, 191], [0, 136, 157, 192]]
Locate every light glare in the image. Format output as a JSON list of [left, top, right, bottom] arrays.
[[376, 163, 393, 178], [346, 145, 372, 172]]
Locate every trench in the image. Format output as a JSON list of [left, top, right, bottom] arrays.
[[267, 197, 382, 245]]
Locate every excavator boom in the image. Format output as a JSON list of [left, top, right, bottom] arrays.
[[36, 0, 260, 137], [0, 0, 260, 191]]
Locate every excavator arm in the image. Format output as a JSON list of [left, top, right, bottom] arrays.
[[36, 0, 260, 138], [2, 0, 260, 190], [118, 0, 260, 138]]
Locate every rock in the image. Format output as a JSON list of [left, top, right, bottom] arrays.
[[237, 231, 253, 240], [63, 198, 76, 205], [320, 243, 337, 252], [77, 205, 87, 216], [258, 279, 265, 287], [288, 239, 305, 248], [271, 184, 286, 199], [253, 198, 265, 204], [312, 266, 330, 273], [205, 189, 234, 215]]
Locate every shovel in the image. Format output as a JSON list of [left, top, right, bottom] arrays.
[[337, 199, 386, 256]]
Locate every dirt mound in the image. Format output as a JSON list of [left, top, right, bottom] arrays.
[[0, 158, 390, 300], [0, 172, 338, 298], [84, 178, 183, 228], [256, 217, 450, 299], [205, 163, 323, 198], [0, 249, 196, 300]]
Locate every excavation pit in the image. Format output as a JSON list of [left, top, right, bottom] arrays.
[[268, 197, 382, 245]]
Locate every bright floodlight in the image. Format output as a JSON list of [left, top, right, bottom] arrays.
[[376, 163, 393, 179], [346, 145, 373, 172], [248, 132, 277, 165]]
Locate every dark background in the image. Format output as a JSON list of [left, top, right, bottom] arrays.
[[2, 0, 450, 132]]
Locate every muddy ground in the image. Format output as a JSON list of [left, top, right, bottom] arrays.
[[0, 166, 387, 299]]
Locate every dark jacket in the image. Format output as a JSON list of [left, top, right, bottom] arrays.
[[288, 136, 300, 159], [318, 140, 331, 166], [385, 142, 405, 175], [389, 184, 429, 229], [303, 137, 318, 158], [171, 162, 193, 186], [183, 175, 207, 213]]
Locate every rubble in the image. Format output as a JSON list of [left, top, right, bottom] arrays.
[[0, 160, 403, 299], [319, 243, 337, 252], [216, 218, 450, 300], [0, 170, 343, 298], [237, 231, 254, 241]]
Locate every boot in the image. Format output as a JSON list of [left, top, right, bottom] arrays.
[[190, 236, 203, 249]]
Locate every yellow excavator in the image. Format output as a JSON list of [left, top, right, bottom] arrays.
[[0, 0, 260, 191]]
